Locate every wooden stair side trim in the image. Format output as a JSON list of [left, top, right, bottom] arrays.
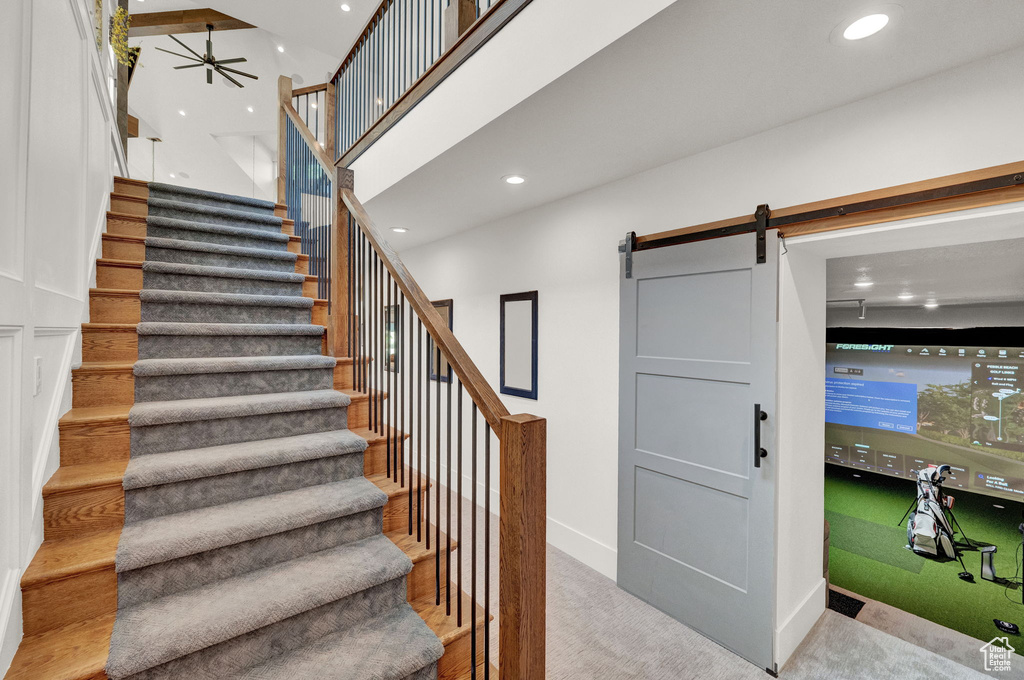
[[82, 323, 138, 363], [105, 212, 147, 238], [72, 362, 135, 408], [109, 193, 148, 217], [2, 612, 114, 680], [89, 288, 141, 325], [114, 176, 150, 199], [101, 233, 146, 262], [96, 258, 143, 290]]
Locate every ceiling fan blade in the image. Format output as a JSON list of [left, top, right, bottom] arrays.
[[207, 67, 213, 84], [213, 57, 247, 65], [155, 46, 203, 62], [169, 34, 206, 62], [173, 63, 205, 70], [215, 66, 244, 88], [215, 65, 258, 80]]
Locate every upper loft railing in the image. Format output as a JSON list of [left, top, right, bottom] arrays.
[[329, 0, 533, 165], [277, 66, 546, 678]]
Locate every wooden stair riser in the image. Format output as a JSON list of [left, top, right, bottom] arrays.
[[90, 291, 140, 324], [363, 436, 412, 476], [72, 366, 134, 408], [311, 301, 327, 326], [382, 487, 425, 534], [101, 235, 145, 262], [114, 177, 149, 199], [282, 218, 294, 235], [438, 626, 487, 680], [43, 485, 124, 541], [59, 417, 130, 466], [296, 254, 309, 275], [21, 567, 115, 637], [106, 212, 146, 238], [333, 363, 353, 390], [82, 325, 138, 363], [407, 552, 453, 603], [287, 239, 301, 254], [109, 194, 148, 217], [303, 277, 318, 297], [275, 204, 287, 218], [96, 261, 143, 290]]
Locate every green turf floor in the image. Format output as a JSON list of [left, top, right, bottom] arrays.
[[826, 463, 1024, 643]]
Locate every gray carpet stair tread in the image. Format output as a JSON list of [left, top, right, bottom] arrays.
[[140, 289, 315, 308], [148, 197, 283, 227], [134, 354, 336, 377], [146, 236, 298, 263], [116, 478, 389, 572], [147, 215, 291, 244], [237, 603, 444, 680], [137, 321, 325, 336], [148, 182, 277, 213], [123, 429, 368, 489], [107, 535, 410, 678], [129, 389, 349, 427], [143, 260, 305, 283]]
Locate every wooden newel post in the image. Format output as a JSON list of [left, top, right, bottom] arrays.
[[500, 413, 546, 679], [276, 75, 293, 204], [328, 167, 354, 358], [444, 0, 476, 50]]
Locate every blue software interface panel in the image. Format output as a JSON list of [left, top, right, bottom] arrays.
[[824, 343, 1024, 501]]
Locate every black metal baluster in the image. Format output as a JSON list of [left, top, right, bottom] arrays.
[[386, 271, 392, 477], [391, 278, 398, 482], [370, 249, 376, 434], [484, 422, 491, 680], [446, 364, 452, 614], [435, 344, 441, 606], [457, 380, 463, 626], [424, 321, 431, 550], [417, 316, 423, 542], [471, 403, 478, 680]]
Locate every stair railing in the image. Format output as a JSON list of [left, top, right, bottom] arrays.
[[329, 0, 535, 165], [279, 77, 546, 679]]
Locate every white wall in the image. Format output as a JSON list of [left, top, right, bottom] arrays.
[[0, 0, 126, 673], [350, 0, 676, 201], [389, 43, 1024, 661]]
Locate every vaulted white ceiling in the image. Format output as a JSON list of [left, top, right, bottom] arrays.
[[124, 0, 366, 196]]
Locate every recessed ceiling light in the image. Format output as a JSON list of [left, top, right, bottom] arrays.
[[310, 101, 318, 109], [391, 227, 409, 233], [853, 474, 862, 478], [169, 173, 176, 178], [844, 13, 890, 40], [854, 281, 873, 288], [277, 45, 285, 53], [924, 300, 940, 309], [341, 3, 351, 10], [376, 97, 383, 106], [503, 175, 526, 185], [247, 106, 254, 113], [994, 504, 1006, 509], [898, 293, 914, 300], [178, 110, 186, 116]]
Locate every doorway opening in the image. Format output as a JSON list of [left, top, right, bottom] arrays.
[[782, 201, 1024, 668]]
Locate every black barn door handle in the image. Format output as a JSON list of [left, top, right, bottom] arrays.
[[754, 404, 768, 468]]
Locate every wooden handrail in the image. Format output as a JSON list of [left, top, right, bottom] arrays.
[[282, 103, 335, 175], [341, 188, 511, 432], [291, 82, 329, 97]]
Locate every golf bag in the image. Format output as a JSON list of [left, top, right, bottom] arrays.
[[907, 465, 958, 559]]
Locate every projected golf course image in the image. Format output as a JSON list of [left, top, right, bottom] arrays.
[[826, 464, 1024, 644], [826, 344, 1024, 502]]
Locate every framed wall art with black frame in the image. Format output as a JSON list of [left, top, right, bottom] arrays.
[[429, 299, 453, 382], [500, 291, 538, 400]]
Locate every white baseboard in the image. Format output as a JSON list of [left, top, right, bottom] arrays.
[[775, 577, 826, 669], [547, 516, 617, 580]]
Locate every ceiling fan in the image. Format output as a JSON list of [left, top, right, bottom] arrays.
[[156, 24, 258, 88]]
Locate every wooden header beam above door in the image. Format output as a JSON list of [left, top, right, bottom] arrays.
[[127, 9, 255, 37]]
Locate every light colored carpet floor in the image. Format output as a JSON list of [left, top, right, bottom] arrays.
[[441, 494, 1006, 678]]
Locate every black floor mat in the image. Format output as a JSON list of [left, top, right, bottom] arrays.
[[828, 588, 866, 619]]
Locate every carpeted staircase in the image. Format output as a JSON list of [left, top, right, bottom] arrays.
[[103, 183, 444, 679]]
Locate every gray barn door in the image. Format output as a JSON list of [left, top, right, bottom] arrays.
[[618, 231, 778, 671]]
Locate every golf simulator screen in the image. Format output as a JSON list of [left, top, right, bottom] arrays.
[[825, 339, 1024, 502]]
